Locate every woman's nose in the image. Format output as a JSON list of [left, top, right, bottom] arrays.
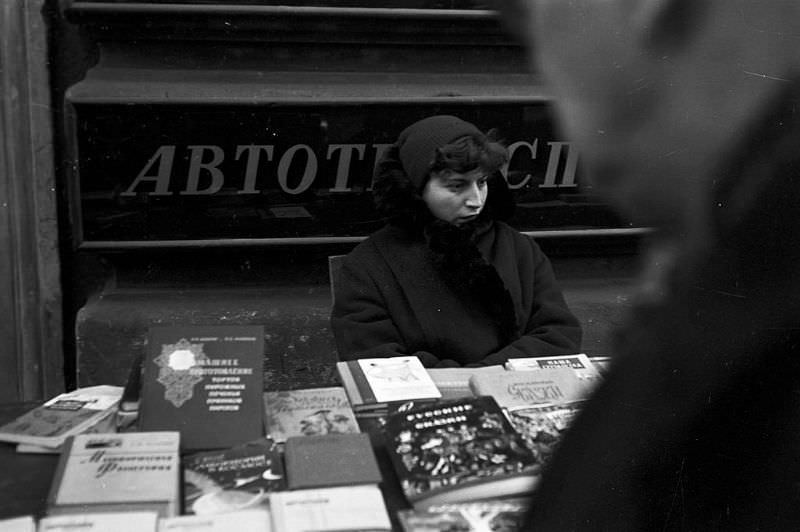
[[465, 183, 484, 208]]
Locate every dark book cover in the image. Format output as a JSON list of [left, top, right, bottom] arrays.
[[383, 396, 539, 509], [284, 432, 382, 490], [182, 437, 286, 515], [138, 325, 265, 451]]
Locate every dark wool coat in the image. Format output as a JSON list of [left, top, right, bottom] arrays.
[[331, 220, 582, 367]]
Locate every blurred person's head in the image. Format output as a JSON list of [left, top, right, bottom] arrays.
[[500, 0, 800, 249]]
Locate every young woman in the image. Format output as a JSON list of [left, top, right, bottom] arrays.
[[331, 115, 581, 367]]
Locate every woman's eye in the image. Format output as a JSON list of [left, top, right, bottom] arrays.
[[478, 178, 488, 187]]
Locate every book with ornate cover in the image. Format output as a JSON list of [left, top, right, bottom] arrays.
[[0, 385, 123, 448], [263, 386, 359, 442], [269, 485, 392, 532], [383, 396, 539, 510], [397, 498, 530, 532], [38, 511, 159, 532], [46, 431, 181, 518], [138, 325, 265, 451], [159, 508, 271, 532], [336, 356, 441, 416], [468, 367, 587, 409], [182, 437, 286, 515]]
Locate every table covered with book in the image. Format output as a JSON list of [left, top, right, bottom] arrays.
[[0, 325, 607, 531]]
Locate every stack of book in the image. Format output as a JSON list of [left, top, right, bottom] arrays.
[[0, 323, 609, 532]]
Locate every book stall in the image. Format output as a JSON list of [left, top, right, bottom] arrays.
[[0, 325, 609, 532]]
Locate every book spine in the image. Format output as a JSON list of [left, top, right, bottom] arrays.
[[347, 360, 377, 404], [336, 361, 364, 406]]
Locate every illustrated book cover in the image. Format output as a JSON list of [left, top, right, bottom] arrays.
[[468, 367, 587, 409], [158, 508, 271, 532], [269, 485, 391, 532], [396, 498, 530, 532], [283, 432, 382, 490], [38, 511, 159, 532], [382, 396, 539, 510], [182, 437, 286, 515], [138, 325, 265, 451], [336, 356, 441, 416], [263, 386, 359, 442], [0, 385, 123, 449], [46, 431, 181, 518], [506, 401, 585, 468]]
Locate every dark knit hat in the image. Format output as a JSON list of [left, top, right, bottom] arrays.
[[396, 115, 485, 189]]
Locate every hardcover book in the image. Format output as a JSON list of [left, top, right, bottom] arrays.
[[138, 325, 265, 451], [0, 385, 123, 449], [182, 437, 286, 515], [15, 406, 118, 454], [336, 356, 441, 416], [46, 431, 181, 518], [269, 485, 392, 532], [397, 499, 530, 532], [468, 367, 586, 409], [283, 432, 382, 490], [38, 512, 159, 532], [158, 508, 271, 532], [263, 386, 359, 442], [382, 396, 539, 510]]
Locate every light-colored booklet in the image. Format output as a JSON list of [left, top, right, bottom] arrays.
[[270, 485, 391, 532], [0, 385, 123, 449], [38, 512, 158, 532], [158, 508, 271, 532], [355, 356, 441, 404]]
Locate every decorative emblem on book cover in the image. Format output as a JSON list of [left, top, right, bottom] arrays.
[[155, 338, 209, 407], [365, 359, 418, 382]]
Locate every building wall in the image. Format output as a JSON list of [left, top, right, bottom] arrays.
[[0, 0, 63, 401]]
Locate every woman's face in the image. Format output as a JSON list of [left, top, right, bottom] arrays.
[[422, 168, 488, 225]]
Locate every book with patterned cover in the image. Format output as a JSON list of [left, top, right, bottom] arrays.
[[138, 325, 264, 451], [383, 396, 539, 510]]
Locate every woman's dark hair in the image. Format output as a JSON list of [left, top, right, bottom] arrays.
[[430, 131, 508, 180]]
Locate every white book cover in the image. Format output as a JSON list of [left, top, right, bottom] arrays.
[[356, 356, 441, 403], [158, 509, 271, 532], [270, 485, 391, 532], [50, 432, 180, 510], [38, 512, 158, 532], [0, 515, 35, 532]]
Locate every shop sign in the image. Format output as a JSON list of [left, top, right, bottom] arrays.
[[73, 103, 623, 244]]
